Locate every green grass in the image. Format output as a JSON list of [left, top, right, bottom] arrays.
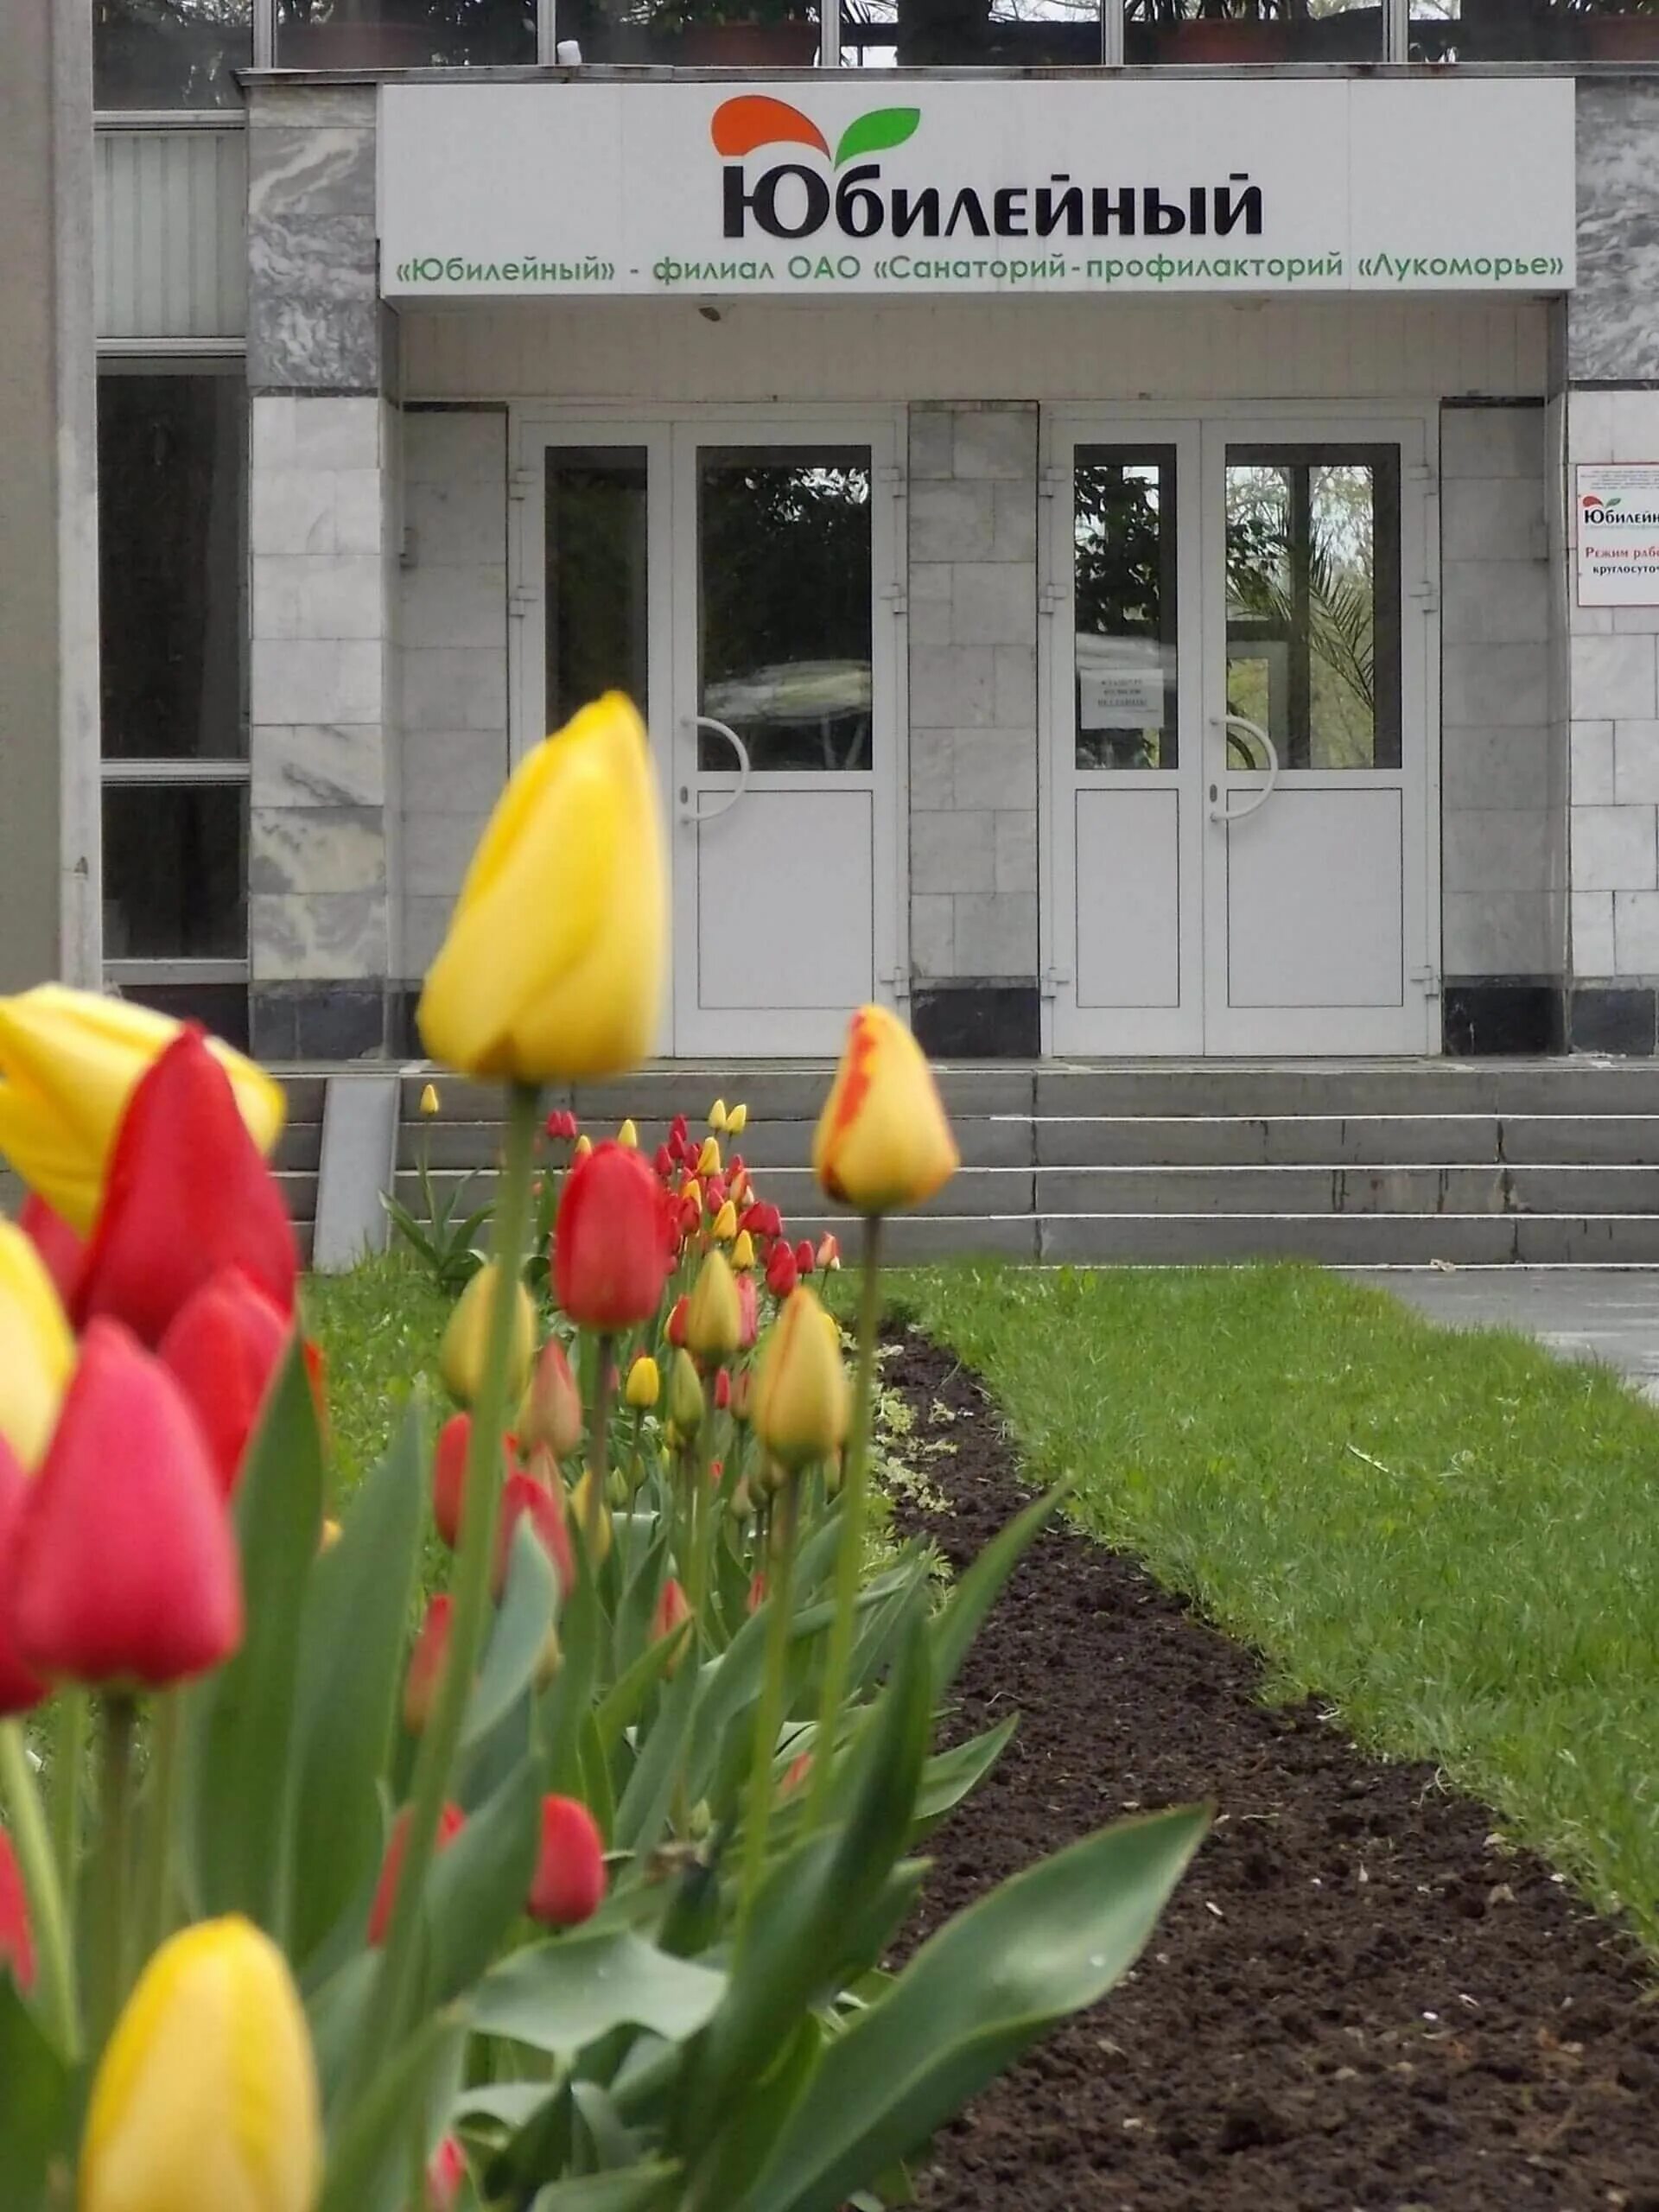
[[892, 1262, 1659, 1952], [303, 1251, 450, 1488]]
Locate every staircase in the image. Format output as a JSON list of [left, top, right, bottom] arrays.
[[390, 1061, 1659, 1267], [274, 1075, 325, 1264]]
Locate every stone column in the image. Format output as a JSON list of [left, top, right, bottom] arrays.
[[906, 402, 1039, 1055], [246, 83, 398, 1058]]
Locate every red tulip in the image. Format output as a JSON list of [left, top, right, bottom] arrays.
[[19, 1192, 85, 1307], [0, 1440, 47, 1717], [665, 1295, 690, 1349], [75, 1029, 297, 1345], [781, 1751, 813, 1796], [368, 1802, 465, 1946], [527, 1794, 607, 1929], [703, 1173, 728, 1214], [403, 1594, 453, 1734], [8, 1320, 243, 1688], [427, 2136, 467, 2212], [816, 1234, 842, 1270], [157, 1265, 293, 1498], [544, 1109, 579, 1144], [677, 1197, 701, 1240], [794, 1240, 816, 1276], [517, 1338, 583, 1461], [651, 1577, 691, 1663], [747, 1569, 767, 1614], [713, 1367, 732, 1412], [670, 1114, 690, 1147], [494, 1470, 575, 1602], [553, 1143, 675, 1332], [766, 1242, 799, 1300], [735, 1273, 758, 1351], [432, 1412, 514, 1549], [0, 1829, 34, 1993], [731, 1368, 753, 1422]]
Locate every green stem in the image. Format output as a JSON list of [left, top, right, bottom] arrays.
[[688, 1378, 717, 1626], [585, 1333, 616, 1548], [805, 1214, 884, 1833], [135, 1692, 183, 1968], [350, 1077, 540, 2088], [0, 1720, 79, 2060], [49, 1689, 86, 1936], [92, 1695, 137, 2047], [736, 1476, 799, 1949]]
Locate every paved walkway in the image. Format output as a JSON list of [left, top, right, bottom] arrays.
[[1346, 1268, 1659, 1405]]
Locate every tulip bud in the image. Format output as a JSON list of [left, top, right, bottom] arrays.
[[419, 1082, 442, 1119], [516, 1337, 583, 1460], [0, 1440, 46, 1717], [727, 1103, 748, 1136], [736, 1271, 759, 1352], [158, 1265, 293, 1499], [651, 1576, 692, 1666], [710, 1200, 738, 1244], [813, 1005, 960, 1215], [704, 1173, 728, 1215], [431, 1411, 514, 1550], [11, 1321, 243, 1689], [728, 1168, 752, 1209], [731, 1230, 756, 1271], [667, 1348, 704, 1435], [441, 1262, 536, 1407], [652, 1143, 674, 1179], [536, 1618, 563, 1688], [573, 1133, 594, 1160], [781, 1750, 813, 1797], [625, 1353, 660, 1408], [495, 1470, 575, 1602], [617, 1116, 639, 1149], [529, 1795, 607, 1928], [714, 1366, 732, 1412], [606, 1465, 630, 1508], [731, 1367, 753, 1424], [403, 1595, 454, 1733], [794, 1239, 816, 1276], [18, 1192, 85, 1307], [709, 1098, 728, 1132], [752, 1287, 849, 1475], [696, 1135, 721, 1177], [765, 1240, 799, 1301], [0, 1829, 34, 1992], [554, 1142, 676, 1332], [569, 1468, 613, 1567], [685, 1249, 741, 1361], [665, 1294, 690, 1348], [678, 1176, 702, 1213], [746, 1568, 766, 1614], [428, 2136, 467, 2212], [0, 1218, 74, 1470], [729, 1476, 753, 1522], [817, 1233, 842, 1271], [369, 1805, 465, 1946]]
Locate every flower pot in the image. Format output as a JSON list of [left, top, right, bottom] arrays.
[[1577, 11, 1659, 55], [672, 19, 820, 63], [1159, 16, 1293, 60]]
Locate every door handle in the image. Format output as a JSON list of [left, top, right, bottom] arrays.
[[1208, 715, 1280, 826], [677, 715, 753, 825]]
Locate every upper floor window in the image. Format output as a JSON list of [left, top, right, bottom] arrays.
[[275, 0, 534, 65], [94, 0, 251, 110]]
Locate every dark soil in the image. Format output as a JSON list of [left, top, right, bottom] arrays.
[[884, 1327, 1659, 2212]]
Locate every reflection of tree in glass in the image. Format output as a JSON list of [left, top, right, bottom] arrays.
[[94, 0, 251, 107], [1072, 459, 1175, 769]]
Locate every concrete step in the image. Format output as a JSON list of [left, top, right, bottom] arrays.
[[1035, 1113, 1659, 1167]]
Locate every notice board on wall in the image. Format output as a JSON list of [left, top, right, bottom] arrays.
[[1577, 465, 1659, 607]]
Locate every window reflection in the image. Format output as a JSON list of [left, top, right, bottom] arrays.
[[545, 449, 650, 729], [697, 449, 874, 774], [275, 0, 534, 67], [103, 785, 247, 961], [94, 0, 250, 110], [1073, 448, 1179, 772]]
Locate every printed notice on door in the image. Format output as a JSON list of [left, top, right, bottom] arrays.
[[1577, 464, 1659, 606]]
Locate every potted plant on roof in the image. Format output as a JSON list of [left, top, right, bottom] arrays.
[[651, 0, 821, 67]]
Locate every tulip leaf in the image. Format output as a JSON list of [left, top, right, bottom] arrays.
[[474, 1928, 727, 2053], [289, 1402, 426, 1963], [683, 2012, 823, 2210], [187, 1339, 324, 1936], [912, 1715, 1019, 1833], [530, 2162, 683, 2211], [462, 1520, 558, 1751], [429, 1758, 543, 2007], [742, 1806, 1208, 2212], [594, 1617, 692, 1761], [833, 105, 920, 167], [0, 1977, 73, 2212], [613, 1646, 697, 1857], [930, 1484, 1066, 1697], [317, 2012, 462, 2212], [544, 1537, 603, 1801]]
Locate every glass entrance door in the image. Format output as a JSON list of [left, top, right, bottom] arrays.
[[1046, 413, 1435, 1056], [516, 415, 902, 1058]]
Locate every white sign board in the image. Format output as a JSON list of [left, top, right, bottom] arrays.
[[1576, 465, 1659, 607], [378, 77, 1575, 302], [1081, 668, 1166, 729]]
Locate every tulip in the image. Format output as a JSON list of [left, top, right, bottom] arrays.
[[665, 1295, 690, 1348], [666, 1349, 702, 1435], [713, 1366, 732, 1412], [158, 1266, 294, 1498], [545, 1109, 578, 1144], [76, 1028, 299, 1346], [747, 1569, 767, 1614], [568, 1469, 612, 1566], [494, 1470, 576, 1602], [0, 985, 283, 1235], [319, 1517, 341, 1553], [0, 1217, 74, 1469], [731, 1229, 756, 1271], [781, 1750, 813, 1796], [432, 1411, 515, 1550], [428, 2137, 467, 2212], [403, 1594, 454, 1734], [736, 1271, 759, 1351], [793, 1239, 816, 1276], [528, 1795, 607, 1928], [696, 1136, 721, 1177], [441, 1261, 536, 1407], [727, 1103, 748, 1137], [709, 1099, 728, 1131], [766, 1240, 799, 1301], [652, 1143, 674, 1179], [811, 1005, 959, 1216], [19, 1191, 85, 1306], [651, 1575, 692, 1660], [573, 1133, 593, 1160], [678, 1176, 702, 1213], [817, 1233, 842, 1271], [617, 1117, 639, 1149], [416, 694, 664, 1080], [728, 1169, 751, 1210], [731, 1368, 753, 1424], [80, 1915, 320, 2212], [369, 1805, 465, 1946], [553, 1141, 675, 1332], [752, 1287, 849, 1474], [705, 1176, 729, 1217], [741, 1201, 782, 1241], [0, 1440, 46, 1716], [625, 1354, 660, 1409], [419, 1082, 442, 1118], [10, 1321, 242, 1688], [516, 1337, 583, 1460], [685, 1249, 741, 1362], [0, 1828, 33, 1993], [710, 1200, 737, 1247]]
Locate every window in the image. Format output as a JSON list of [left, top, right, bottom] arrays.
[[94, 0, 251, 111]]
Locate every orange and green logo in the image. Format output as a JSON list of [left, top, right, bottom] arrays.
[[709, 96, 920, 169]]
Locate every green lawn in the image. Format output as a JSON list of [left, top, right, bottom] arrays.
[[308, 1253, 1659, 1951], [893, 1263, 1659, 1950]]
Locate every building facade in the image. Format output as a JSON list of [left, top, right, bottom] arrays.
[[78, 3, 1659, 1060]]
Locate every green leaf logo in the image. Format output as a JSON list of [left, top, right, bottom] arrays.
[[834, 107, 921, 168]]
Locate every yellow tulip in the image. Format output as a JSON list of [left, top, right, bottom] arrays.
[[678, 1178, 702, 1216], [731, 1230, 756, 1271], [685, 1249, 741, 1361], [709, 1099, 728, 1133], [812, 1005, 959, 1216], [80, 1914, 321, 2212], [569, 1469, 613, 1566], [416, 694, 664, 1082], [418, 1082, 441, 1118], [625, 1353, 660, 1409], [617, 1117, 639, 1149], [696, 1136, 721, 1177], [753, 1287, 849, 1473], [710, 1199, 737, 1243], [667, 1347, 705, 1434], [0, 985, 284, 1233], [727, 1103, 748, 1136], [0, 1221, 74, 1468], [573, 1133, 594, 1160], [441, 1262, 536, 1407]]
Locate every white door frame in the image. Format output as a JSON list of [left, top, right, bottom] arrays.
[[509, 403, 909, 1058], [1039, 400, 1441, 1058]]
